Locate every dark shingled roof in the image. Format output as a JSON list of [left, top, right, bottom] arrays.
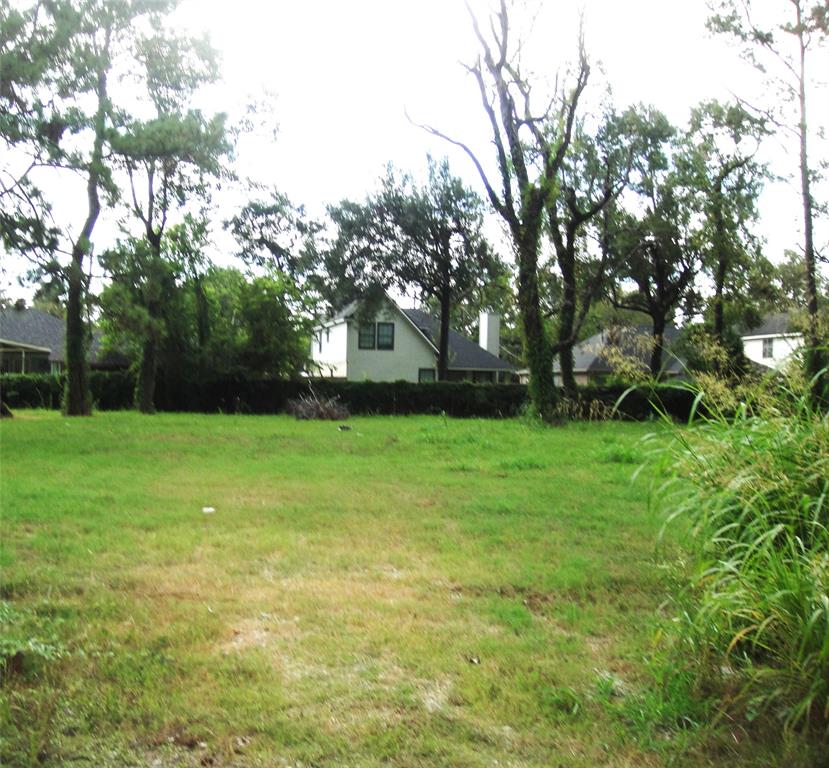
[[0, 307, 123, 366], [401, 308, 514, 372], [741, 312, 797, 338], [554, 325, 684, 376]]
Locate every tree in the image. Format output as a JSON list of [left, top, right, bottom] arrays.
[[0, 0, 63, 258], [109, 24, 229, 412], [326, 157, 504, 380], [236, 275, 313, 379], [1, 0, 193, 415], [225, 190, 319, 278], [417, 0, 590, 419], [678, 100, 767, 340], [99, 234, 187, 409], [547, 108, 637, 395], [709, 0, 828, 398], [603, 108, 698, 378], [319, 200, 387, 312], [100, 261, 313, 393]]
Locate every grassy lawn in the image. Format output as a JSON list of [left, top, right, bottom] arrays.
[[0, 412, 769, 766]]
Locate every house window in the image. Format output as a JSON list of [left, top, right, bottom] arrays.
[[762, 338, 774, 359], [358, 323, 376, 349], [377, 322, 395, 350], [418, 368, 436, 383]]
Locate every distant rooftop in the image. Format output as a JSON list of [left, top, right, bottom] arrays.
[[741, 312, 800, 338], [401, 308, 513, 372], [0, 306, 123, 366], [554, 325, 684, 376]]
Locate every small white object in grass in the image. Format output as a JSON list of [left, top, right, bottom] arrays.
[[202, 506, 216, 514]]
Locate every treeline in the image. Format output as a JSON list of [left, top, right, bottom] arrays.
[[1, 0, 826, 418]]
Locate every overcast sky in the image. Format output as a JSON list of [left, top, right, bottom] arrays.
[[3, 0, 827, 300]]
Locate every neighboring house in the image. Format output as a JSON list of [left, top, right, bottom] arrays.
[[740, 312, 803, 370], [518, 325, 684, 386], [309, 294, 514, 382], [0, 306, 127, 374]]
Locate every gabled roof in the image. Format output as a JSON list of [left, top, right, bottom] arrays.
[[554, 325, 684, 376], [401, 308, 514, 372], [0, 307, 120, 365], [322, 295, 514, 372], [328, 299, 360, 323], [741, 312, 800, 338]]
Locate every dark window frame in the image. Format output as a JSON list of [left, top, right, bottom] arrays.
[[418, 368, 436, 383], [358, 323, 376, 350], [377, 322, 395, 350], [762, 338, 774, 359]]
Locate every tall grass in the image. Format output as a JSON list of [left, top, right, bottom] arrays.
[[652, 371, 829, 737]]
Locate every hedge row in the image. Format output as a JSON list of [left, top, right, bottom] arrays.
[[0, 371, 135, 411], [0, 372, 699, 420]]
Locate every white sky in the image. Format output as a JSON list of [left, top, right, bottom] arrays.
[[3, 0, 827, 299]]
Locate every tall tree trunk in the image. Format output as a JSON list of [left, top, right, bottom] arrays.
[[557, 238, 579, 398], [650, 314, 666, 379], [64, 66, 108, 416], [194, 274, 210, 350], [712, 258, 726, 341], [136, 233, 163, 414], [64, 251, 90, 415], [516, 224, 556, 420], [437, 282, 451, 381], [558, 345, 576, 396], [796, 3, 826, 402], [712, 183, 727, 341], [136, 328, 158, 414]]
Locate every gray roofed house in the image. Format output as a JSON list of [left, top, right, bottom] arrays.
[[309, 293, 514, 382], [1, 306, 127, 374], [740, 312, 803, 369], [526, 325, 684, 386]]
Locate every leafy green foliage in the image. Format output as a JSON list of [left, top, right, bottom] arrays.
[[603, 106, 697, 378], [678, 100, 768, 338], [654, 376, 829, 736], [99, 247, 315, 402], [225, 190, 320, 277], [236, 275, 313, 378]]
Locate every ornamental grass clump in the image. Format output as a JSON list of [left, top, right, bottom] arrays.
[[654, 373, 829, 735]]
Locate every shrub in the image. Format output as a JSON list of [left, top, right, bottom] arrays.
[[0, 371, 701, 420], [652, 372, 829, 736], [0, 374, 62, 409], [287, 390, 350, 420]]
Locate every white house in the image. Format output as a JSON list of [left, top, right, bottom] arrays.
[[740, 313, 804, 370], [309, 294, 514, 382]]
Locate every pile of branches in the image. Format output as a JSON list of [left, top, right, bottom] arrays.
[[287, 389, 349, 420]]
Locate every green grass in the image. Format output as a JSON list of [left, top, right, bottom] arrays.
[[0, 412, 782, 766]]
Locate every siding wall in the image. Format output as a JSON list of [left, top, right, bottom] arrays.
[[310, 302, 437, 382], [345, 305, 435, 382], [310, 321, 349, 378], [742, 334, 803, 369]]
